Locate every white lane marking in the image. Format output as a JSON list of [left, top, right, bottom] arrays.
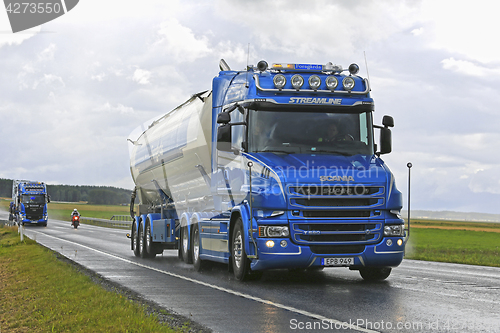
[[27, 230, 378, 333]]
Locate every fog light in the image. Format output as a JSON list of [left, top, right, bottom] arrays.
[[325, 76, 338, 90], [386, 239, 393, 246], [273, 74, 286, 89], [280, 240, 287, 247], [397, 239, 403, 246], [343, 76, 355, 90], [308, 75, 321, 90], [266, 240, 275, 248], [291, 74, 304, 90]]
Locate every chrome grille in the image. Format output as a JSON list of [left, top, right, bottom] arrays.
[[291, 222, 382, 245]]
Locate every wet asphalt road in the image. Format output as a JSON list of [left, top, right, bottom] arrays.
[[2, 211, 499, 333]]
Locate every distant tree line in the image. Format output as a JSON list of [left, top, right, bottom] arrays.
[[0, 178, 132, 205]]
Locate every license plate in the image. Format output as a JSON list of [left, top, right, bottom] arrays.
[[322, 257, 354, 266]]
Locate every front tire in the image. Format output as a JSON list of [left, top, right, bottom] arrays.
[[359, 267, 392, 281], [231, 218, 251, 281]]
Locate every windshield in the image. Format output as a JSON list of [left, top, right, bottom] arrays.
[[21, 194, 46, 204], [248, 109, 374, 155]]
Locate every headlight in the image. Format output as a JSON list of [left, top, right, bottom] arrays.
[[259, 226, 289, 238], [342, 76, 355, 90], [384, 224, 404, 236], [291, 74, 304, 90], [308, 75, 321, 90], [325, 76, 338, 90], [273, 74, 286, 89]]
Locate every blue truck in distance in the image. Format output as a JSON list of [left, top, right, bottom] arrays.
[[127, 59, 406, 281], [12, 180, 50, 226]]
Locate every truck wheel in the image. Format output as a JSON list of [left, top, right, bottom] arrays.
[[359, 267, 392, 281], [231, 218, 251, 281], [181, 225, 192, 264], [192, 223, 207, 271], [139, 223, 147, 259], [145, 222, 156, 259], [132, 221, 140, 257]]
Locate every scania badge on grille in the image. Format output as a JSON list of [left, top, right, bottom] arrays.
[[320, 176, 355, 182]]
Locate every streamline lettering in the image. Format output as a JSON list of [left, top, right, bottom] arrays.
[[289, 97, 342, 105]]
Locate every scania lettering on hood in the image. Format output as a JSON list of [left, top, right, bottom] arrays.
[[127, 59, 406, 282], [320, 175, 355, 182]]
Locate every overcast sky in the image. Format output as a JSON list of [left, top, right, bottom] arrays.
[[1, 0, 500, 214]]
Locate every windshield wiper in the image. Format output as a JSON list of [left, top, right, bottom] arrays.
[[257, 149, 292, 154], [310, 149, 351, 156]]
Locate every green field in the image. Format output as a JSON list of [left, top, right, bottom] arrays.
[[0, 197, 131, 221], [0, 226, 187, 332], [47, 201, 131, 220], [404, 219, 500, 267]]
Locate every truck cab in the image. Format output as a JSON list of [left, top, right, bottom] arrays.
[[213, 61, 404, 280]]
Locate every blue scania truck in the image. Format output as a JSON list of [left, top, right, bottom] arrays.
[[12, 180, 50, 226], [127, 59, 406, 281]]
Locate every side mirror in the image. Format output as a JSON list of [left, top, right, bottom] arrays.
[[47, 195, 51, 203], [379, 127, 392, 154], [217, 124, 232, 151], [217, 112, 230, 124], [382, 115, 394, 128]]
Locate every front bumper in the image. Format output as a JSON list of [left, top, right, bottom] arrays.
[[21, 217, 47, 224], [250, 236, 404, 271]]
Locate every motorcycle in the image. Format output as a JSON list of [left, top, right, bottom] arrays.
[[71, 215, 80, 229]]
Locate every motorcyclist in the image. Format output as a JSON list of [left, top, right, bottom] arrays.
[[71, 209, 80, 227], [71, 209, 80, 218]]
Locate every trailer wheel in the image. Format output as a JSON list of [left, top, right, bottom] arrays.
[[181, 225, 192, 264], [359, 267, 391, 281], [231, 218, 251, 281], [132, 221, 140, 257], [145, 222, 156, 259], [139, 223, 147, 259], [192, 223, 207, 271]]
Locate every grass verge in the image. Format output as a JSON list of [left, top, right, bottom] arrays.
[[0, 225, 196, 333]]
